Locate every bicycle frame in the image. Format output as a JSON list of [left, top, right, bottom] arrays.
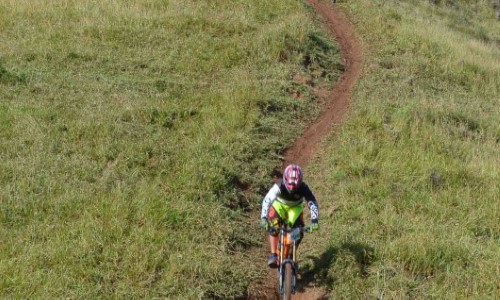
[[271, 222, 309, 297]]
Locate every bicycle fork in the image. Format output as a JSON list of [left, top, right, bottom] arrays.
[[278, 231, 298, 295]]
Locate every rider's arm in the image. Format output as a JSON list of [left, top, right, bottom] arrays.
[[302, 183, 319, 223], [260, 184, 280, 219]]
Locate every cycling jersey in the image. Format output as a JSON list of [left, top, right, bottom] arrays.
[[260, 181, 319, 223]]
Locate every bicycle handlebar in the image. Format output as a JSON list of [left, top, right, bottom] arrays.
[[268, 224, 312, 235]]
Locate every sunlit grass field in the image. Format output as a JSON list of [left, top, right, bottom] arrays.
[[0, 0, 341, 298], [306, 0, 499, 298], [2, 0, 499, 298]]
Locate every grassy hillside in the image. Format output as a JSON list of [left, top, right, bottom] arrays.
[[306, 0, 499, 298], [0, 0, 341, 298], [2, 0, 498, 298]]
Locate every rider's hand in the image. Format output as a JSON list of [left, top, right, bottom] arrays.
[[259, 218, 269, 230], [310, 221, 319, 232]]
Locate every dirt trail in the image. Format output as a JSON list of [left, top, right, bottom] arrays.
[[284, 0, 362, 169], [247, 1, 362, 299]]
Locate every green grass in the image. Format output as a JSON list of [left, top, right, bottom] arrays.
[[0, 0, 341, 298], [2, 0, 499, 298], [305, 0, 499, 298]]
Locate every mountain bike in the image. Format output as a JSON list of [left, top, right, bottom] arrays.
[[269, 222, 312, 300]]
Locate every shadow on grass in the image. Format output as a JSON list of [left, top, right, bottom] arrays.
[[297, 242, 375, 296], [340, 242, 375, 278]]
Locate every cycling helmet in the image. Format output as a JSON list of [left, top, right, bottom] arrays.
[[283, 164, 303, 193]]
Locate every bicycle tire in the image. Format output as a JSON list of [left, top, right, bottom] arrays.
[[283, 263, 293, 300]]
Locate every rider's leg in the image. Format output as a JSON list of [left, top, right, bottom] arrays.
[[268, 233, 278, 254], [284, 204, 305, 248], [267, 205, 281, 253], [266, 205, 281, 268], [293, 213, 305, 248]]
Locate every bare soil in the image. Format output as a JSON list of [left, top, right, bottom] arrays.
[[284, 0, 362, 169], [247, 1, 362, 299]]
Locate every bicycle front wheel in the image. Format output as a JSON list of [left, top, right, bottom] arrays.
[[283, 263, 293, 300]]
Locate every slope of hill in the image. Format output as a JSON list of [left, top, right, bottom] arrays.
[[1, 0, 498, 298], [304, 0, 499, 298], [0, 0, 341, 298]]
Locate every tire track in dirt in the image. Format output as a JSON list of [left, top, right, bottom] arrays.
[[247, 1, 362, 299]]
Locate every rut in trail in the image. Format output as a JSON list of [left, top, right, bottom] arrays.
[[247, 1, 362, 299]]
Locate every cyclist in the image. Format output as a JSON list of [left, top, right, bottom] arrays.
[[259, 164, 320, 268]]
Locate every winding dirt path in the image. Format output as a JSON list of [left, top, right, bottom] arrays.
[[283, 0, 362, 169], [248, 1, 362, 299]]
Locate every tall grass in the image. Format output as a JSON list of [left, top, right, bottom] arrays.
[[0, 0, 341, 298], [306, 0, 499, 298]]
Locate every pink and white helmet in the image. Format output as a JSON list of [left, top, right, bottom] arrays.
[[283, 164, 303, 193]]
